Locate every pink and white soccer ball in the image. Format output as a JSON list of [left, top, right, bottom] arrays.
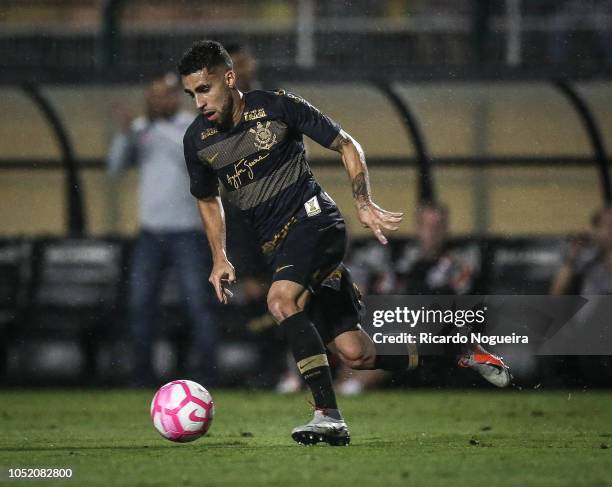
[[150, 380, 214, 442]]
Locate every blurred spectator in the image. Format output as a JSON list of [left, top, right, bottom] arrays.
[[107, 73, 218, 387], [396, 202, 475, 295], [548, 0, 612, 66], [346, 240, 396, 295], [225, 43, 260, 93], [551, 206, 612, 295]]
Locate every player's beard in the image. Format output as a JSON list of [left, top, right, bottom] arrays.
[[213, 93, 235, 132]]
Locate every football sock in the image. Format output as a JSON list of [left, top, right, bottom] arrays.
[[374, 343, 419, 371], [281, 311, 339, 411]]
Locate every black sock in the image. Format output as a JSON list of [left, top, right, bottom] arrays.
[[281, 311, 338, 411], [374, 343, 419, 371]]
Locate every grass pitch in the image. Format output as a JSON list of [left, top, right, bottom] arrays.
[[1, 389, 611, 486]]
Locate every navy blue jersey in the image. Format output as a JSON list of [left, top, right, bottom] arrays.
[[183, 89, 342, 247]]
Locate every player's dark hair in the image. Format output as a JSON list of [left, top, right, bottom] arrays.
[[177, 40, 233, 76]]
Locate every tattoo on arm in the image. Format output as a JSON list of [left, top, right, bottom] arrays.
[[352, 172, 371, 209], [329, 130, 351, 152]]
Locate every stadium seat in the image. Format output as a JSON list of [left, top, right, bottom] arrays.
[[483, 237, 565, 294], [0, 238, 32, 381], [11, 237, 126, 385]]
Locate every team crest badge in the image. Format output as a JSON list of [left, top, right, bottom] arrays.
[[304, 195, 321, 217], [250, 121, 277, 150]]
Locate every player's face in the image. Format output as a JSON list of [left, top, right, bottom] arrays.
[[182, 67, 236, 130]]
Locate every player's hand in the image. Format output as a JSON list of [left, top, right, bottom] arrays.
[[355, 200, 403, 245], [209, 259, 236, 304]]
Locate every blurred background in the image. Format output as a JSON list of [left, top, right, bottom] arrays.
[[1, 0, 611, 389]]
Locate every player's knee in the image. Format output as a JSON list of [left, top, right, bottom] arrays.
[[339, 344, 374, 370], [267, 293, 301, 323]]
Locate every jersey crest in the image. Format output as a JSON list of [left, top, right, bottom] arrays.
[[250, 121, 277, 150]]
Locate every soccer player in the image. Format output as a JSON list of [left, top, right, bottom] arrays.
[[178, 40, 510, 446]]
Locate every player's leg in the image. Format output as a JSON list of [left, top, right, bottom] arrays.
[[329, 324, 511, 387], [267, 279, 349, 446], [310, 264, 420, 374], [314, 266, 511, 387], [329, 327, 419, 372], [263, 202, 352, 444]]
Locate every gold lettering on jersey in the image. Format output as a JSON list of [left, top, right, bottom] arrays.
[[243, 108, 267, 122], [201, 128, 218, 140], [226, 153, 269, 190], [249, 121, 277, 150]]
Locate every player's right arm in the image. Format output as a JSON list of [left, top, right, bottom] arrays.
[[196, 196, 236, 304], [184, 127, 235, 304]]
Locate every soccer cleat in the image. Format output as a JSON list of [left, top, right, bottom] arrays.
[[291, 410, 350, 446], [458, 344, 512, 388]]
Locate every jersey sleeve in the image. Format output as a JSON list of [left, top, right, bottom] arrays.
[[183, 130, 219, 199], [276, 91, 341, 148]]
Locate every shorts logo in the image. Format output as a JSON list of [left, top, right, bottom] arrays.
[[250, 121, 277, 150], [304, 196, 321, 217]]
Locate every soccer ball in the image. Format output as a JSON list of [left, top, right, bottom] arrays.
[[150, 379, 214, 442]]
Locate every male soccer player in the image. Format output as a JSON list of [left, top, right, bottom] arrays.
[[178, 40, 510, 446]]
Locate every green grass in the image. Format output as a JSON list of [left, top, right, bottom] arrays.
[[1, 389, 611, 486]]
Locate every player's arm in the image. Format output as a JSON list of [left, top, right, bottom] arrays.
[[197, 196, 236, 304], [184, 129, 234, 304], [329, 130, 403, 245]]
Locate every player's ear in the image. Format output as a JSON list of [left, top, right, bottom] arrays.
[[225, 70, 236, 89]]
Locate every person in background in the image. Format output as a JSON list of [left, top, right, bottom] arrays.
[[225, 43, 260, 92], [396, 202, 475, 295], [551, 206, 612, 295], [107, 73, 218, 387]]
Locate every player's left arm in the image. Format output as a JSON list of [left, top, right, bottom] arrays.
[[329, 130, 403, 245]]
